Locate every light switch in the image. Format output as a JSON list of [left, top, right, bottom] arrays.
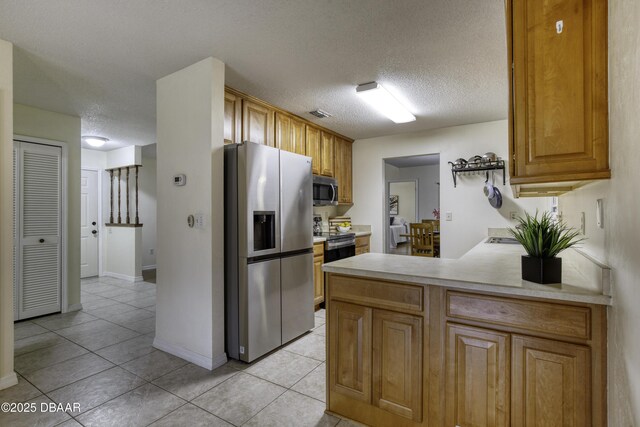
[[580, 212, 586, 235], [194, 213, 205, 229]]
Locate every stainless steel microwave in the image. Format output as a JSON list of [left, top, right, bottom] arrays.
[[313, 175, 338, 206]]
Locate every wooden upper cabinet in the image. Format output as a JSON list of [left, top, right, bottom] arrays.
[[224, 91, 242, 145], [334, 137, 353, 204], [275, 112, 306, 155], [508, 0, 609, 194], [373, 309, 423, 422], [306, 125, 322, 175], [242, 99, 274, 147], [320, 131, 335, 177], [329, 301, 372, 403], [511, 335, 590, 427], [446, 323, 510, 427]]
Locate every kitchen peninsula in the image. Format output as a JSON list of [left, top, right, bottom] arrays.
[[322, 238, 610, 426]]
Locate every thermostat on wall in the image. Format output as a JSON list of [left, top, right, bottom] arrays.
[[173, 174, 186, 186]]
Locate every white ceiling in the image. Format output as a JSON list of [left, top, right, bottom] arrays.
[[0, 0, 508, 151], [386, 154, 440, 168]]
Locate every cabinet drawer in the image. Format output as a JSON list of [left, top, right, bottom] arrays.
[[355, 236, 370, 247], [313, 242, 324, 257], [446, 291, 590, 340], [330, 275, 424, 314]]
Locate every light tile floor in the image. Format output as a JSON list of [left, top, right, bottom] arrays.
[[1, 276, 360, 427]]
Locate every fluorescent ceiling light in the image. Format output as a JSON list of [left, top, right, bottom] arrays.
[[83, 136, 108, 147], [356, 82, 416, 123]]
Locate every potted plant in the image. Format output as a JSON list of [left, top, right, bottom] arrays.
[[509, 211, 584, 284]]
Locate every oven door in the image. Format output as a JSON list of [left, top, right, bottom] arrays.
[[324, 244, 355, 263]]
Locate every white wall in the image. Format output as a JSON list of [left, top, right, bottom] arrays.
[[389, 181, 416, 223], [139, 154, 156, 269], [156, 57, 225, 369], [0, 38, 17, 390], [558, 1, 640, 423], [348, 120, 551, 258], [105, 227, 142, 281]]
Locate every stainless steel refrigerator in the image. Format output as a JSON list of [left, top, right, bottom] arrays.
[[224, 141, 314, 362]]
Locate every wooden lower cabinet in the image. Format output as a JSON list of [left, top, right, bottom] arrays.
[[326, 275, 607, 427], [373, 310, 423, 422], [329, 301, 372, 402], [511, 335, 590, 427], [313, 242, 324, 305], [446, 323, 510, 427], [355, 235, 370, 256]]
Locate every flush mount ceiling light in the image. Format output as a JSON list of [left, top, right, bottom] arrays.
[[356, 82, 416, 123], [83, 136, 108, 147]]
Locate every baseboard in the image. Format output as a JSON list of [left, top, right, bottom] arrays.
[[153, 337, 227, 370], [66, 303, 83, 312], [142, 265, 157, 271], [0, 372, 18, 390], [103, 272, 144, 282]]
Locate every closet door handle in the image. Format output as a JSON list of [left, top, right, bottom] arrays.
[[39, 238, 45, 243]]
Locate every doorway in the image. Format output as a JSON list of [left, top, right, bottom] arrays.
[[81, 169, 99, 278], [383, 154, 440, 255]]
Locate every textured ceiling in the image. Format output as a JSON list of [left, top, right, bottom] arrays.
[[0, 0, 508, 151]]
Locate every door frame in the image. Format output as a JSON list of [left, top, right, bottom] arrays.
[[384, 179, 419, 254], [14, 135, 69, 314], [81, 167, 104, 278]]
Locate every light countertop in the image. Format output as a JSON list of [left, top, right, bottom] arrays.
[[322, 239, 611, 305]]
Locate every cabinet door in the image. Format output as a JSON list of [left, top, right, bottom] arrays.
[[446, 323, 510, 427], [329, 301, 372, 402], [242, 100, 274, 147], [320, 131, 335, 177], [290, 117, 306, 155], [224, 91, 242, 145], [372, 309, 423, 421], [313, 254, 324, 305], [275, 112, 292, 152], [512, 335, 590, 427], [334, 137, 353, 204], [510, 0, 609, 182], [306, 126, 322, 175]]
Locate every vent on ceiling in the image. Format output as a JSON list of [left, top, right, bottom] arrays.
[[309, 109, 332, 119]]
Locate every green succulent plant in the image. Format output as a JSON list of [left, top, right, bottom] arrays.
[[509, 211, 585, 258]]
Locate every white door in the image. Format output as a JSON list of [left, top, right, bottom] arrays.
[[15, 141, 63, 319], [81, 169, 99, 277]]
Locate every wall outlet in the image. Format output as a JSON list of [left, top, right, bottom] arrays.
[[510, 211, 518, 220], [149, 248, 154, 255], [445, 212, 453, 221]]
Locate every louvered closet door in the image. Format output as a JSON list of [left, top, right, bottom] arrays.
[[17, 142, 62, 319]]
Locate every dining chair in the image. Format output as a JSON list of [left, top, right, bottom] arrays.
[[409, 222, 434, 257]]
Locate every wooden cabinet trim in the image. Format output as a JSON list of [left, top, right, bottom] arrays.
[[355, 236, 370, 248], [330, 275, 424, 314], [446, 291, 591, 340]]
